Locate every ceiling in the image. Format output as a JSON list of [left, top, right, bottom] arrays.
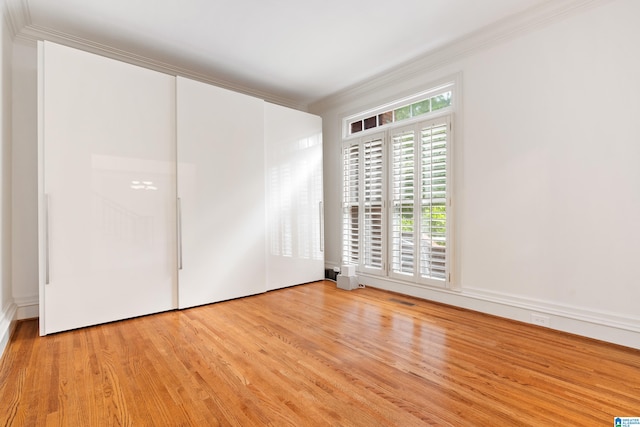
[[13, 0, 554, 107]]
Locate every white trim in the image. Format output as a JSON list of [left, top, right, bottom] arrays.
[[357, 273, 640, 350], [4, 0, 304, 108], [14, 295, 38, 319], [325, 260, 341, 271], [0, 301, 17, 360], [449, 75, 462, 292], [462, 287, 640, 333], [8, 0, 612, 113], [3, 0, 29, 37], [11, 22, 306, 111]]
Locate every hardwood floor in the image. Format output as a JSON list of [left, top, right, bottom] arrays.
[[1, 281, 639, 426]]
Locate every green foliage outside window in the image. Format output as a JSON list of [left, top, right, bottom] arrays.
[[398, 205, 445, 241]]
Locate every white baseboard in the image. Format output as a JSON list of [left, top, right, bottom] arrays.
[[6, 279, 639, 351], [324, 260, 341, 270], [14, 295, 39, 320], [357, 274, 640, 350], [0, 301, 18, 360]]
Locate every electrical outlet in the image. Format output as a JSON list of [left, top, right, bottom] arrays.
[[531, 313, 550, 327]]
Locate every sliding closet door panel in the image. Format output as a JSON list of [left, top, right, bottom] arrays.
[[265, 103, 324, 291], [40, 42, 177, 334], [177, 77, 265, 309]]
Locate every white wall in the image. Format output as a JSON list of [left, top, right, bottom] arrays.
[[0, 0, 15, 356], [312, 0, 640, 348], [11, 39, 37, 319]]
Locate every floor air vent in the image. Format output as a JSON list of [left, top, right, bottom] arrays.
[[388, 298, 416, 307]]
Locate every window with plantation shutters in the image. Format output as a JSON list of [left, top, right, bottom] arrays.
[[389, 119, 449, 283], [342, 134, 386, 275], [341, 80, 454, 288]]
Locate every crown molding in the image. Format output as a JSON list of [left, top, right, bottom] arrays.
[[309, 0, 614, 114], [5, 0, 614, 113], [8, 7, 307, 111], [3, 0, 30, 37]]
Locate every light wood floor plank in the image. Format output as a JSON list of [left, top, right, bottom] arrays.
[[1, 281, 639, 426]]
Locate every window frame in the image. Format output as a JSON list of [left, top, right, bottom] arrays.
[[341, 78, 456, 289], [342, 82, 454, 140]]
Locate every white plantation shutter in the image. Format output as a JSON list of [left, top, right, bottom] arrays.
[[342, 134, 386, 274], [391, 129, 416, 277], [342, 142, 359, 265], [420, 121, 449, 281], [390, 118, 450, 283], [362, 137, 384, 272]]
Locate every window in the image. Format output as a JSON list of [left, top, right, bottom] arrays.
[[342, 83, 453, 287], [342, 134, 385, 275], [390, 119, 449, 282], [345, 85, 452, 136]]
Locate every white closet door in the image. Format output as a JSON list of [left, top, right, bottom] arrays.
[[176, 77, 266, 309], [38, 42, 177, 335], [265, 103, 324, 291]]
